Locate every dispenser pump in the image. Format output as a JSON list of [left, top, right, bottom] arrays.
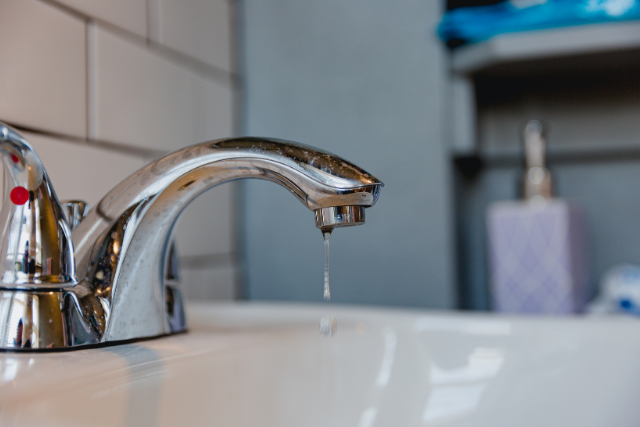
[[521, 120, 553, 202]]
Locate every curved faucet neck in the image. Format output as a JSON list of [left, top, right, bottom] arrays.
[[0, 133, 382, 349], [72, 137, 382, 343]]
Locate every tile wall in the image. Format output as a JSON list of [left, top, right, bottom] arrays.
[[0, 0, 238, 300]]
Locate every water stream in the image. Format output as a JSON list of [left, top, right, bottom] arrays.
[[323, 231, 331, 300], [320, 231, 336, 337]]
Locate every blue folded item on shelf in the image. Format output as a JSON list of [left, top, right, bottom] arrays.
[[587, 264, 640, 316], [438, 0, 640, 46]]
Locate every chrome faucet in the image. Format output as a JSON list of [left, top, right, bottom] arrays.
[[0, 123, 383, 350]]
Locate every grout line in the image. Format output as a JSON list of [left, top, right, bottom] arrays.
[[230, 0, 243, 137], [85, 18, 90, 140], [146, 0, 152, 42], [146, 0, 160, 45], [231, 0, 247, 299], [3, 121, 166, 159], [145, 39, 238, 87], [36, 0, 88, 22], [38, 0, 237, 88], [86, 21, 97, 141], [37, 0, 140, 40], [95, 17, 236, 87], [87, 136, 166, 160], [224, 0, 243, 299], [99, 19, 237, 87]]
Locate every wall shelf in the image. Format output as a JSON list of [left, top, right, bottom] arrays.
[[448, 20, 640, 310], [451, 21, 640, 76]]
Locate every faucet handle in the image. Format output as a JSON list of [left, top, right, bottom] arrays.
[[0, 123, 77, 288], [61, 200, 89, 230]]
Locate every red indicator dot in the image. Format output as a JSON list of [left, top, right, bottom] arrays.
[[10, 154, 19, 163], [10, 187, 29, 205]]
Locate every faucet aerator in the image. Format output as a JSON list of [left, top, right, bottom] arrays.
[[315, 205, 365, 232]]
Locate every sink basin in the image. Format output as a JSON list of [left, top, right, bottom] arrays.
[[1, 302, 639, 426]]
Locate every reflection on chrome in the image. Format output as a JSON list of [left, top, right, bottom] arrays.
[[422, 348, 505, 424], [414, 317, 511, 336], [375, 327, 397, 388], [358, 406, 378, 427], [0, 125, 75, 288]]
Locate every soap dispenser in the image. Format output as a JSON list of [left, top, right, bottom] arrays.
[[486, 121, 590, 314]]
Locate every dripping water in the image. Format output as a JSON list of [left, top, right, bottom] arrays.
[[320, 230, 336, 337], [319, 315, 336, 337], [323, 231, 331, 300]]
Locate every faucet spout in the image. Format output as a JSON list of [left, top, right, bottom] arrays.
[[70, 137, 383, 343], [0, 130, 382, 349]]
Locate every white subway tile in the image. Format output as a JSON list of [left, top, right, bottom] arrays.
[[197, 79, 235, 142], [22, 132, 146, 206], [174, 182, 235, 257], [0, 0, 86, 137], [180, 264, 236, 301], [92, 25, 233, 151], [150, 0, 231, 71], [51, 0, 147, 38]]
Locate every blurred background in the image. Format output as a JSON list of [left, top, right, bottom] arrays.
[[1, 0, 640, 313]]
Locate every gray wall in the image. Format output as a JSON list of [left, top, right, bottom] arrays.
[[239, 0, 456, 308]]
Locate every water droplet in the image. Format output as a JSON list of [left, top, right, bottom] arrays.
[[320, 316, 337, 337]]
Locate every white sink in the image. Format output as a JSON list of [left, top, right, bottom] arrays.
[[1, 302, 639, 426]]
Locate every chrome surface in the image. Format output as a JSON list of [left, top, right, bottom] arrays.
[[315, 205, 365, 231], [0, 127, 383, 349], [521, 120, 553, 201], [61, 200, 89, 231], [0, 124, 76, 289]]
